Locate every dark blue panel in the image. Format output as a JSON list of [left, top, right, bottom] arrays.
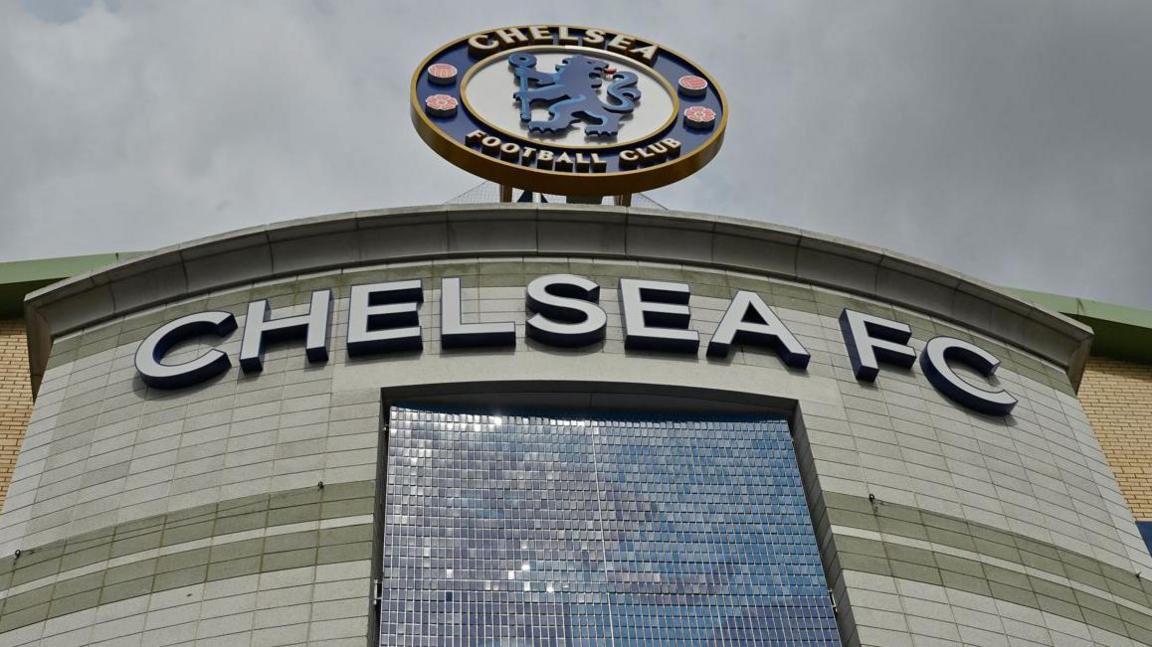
[[1138, 521, 1152, 557], [379, 407, 843, 645]]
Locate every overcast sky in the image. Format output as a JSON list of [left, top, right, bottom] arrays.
[[2, 1, 1150, 308]]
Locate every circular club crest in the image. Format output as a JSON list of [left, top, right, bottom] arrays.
[[411, 25, 727, 195]]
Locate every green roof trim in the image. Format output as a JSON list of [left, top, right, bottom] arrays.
[[0, 252, 1148, 363], [1005, 288, 1152, 363], [0, 253, 145, 319]]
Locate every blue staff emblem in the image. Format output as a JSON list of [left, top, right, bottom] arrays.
[[508, 53, 641, 138]]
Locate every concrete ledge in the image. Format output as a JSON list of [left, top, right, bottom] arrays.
[[23, 203, 1093, 393]]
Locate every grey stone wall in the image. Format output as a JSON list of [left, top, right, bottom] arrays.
[[1, 206, 1147, 646]]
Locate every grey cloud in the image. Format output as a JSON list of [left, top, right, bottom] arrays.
[[1, 1, 1149, 307]]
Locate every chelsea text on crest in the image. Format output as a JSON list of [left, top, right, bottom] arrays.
[[466, 26, 659, 62]]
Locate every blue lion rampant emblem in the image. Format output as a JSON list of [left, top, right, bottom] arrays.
[[508, 53, 641, 138]]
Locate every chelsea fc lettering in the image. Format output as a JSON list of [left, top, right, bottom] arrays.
[[135, 275, 1018, 416]]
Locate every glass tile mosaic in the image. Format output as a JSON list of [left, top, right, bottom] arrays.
[[379, 406, 842, 646]]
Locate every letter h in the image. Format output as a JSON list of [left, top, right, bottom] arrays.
[[239, 290, 332, 373]]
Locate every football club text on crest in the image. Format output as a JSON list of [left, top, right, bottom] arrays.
[[410, 25, 728, 195]]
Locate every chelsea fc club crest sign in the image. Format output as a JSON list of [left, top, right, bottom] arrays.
[[411, 25, 728, 195]]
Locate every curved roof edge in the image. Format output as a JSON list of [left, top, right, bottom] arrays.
[[1005, 287, 1152, 365], [0, 253, 146, 319], [4, 204, 1112, 393]]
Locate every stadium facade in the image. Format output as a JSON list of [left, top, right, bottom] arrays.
[[2, 21, 1152, 647], [0, 203, 1148, 646]]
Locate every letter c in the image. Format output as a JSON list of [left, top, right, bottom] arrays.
[[920, 336, 1018, 416], [468, 34, 499, 57], [135, 311, 237, 389]]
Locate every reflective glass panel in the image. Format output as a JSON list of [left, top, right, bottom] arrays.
[[379, 406, 842, 646]]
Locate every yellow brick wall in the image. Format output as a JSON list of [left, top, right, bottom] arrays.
[[1080, 356, 1152, 520], [0, 320, 32, 509]]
